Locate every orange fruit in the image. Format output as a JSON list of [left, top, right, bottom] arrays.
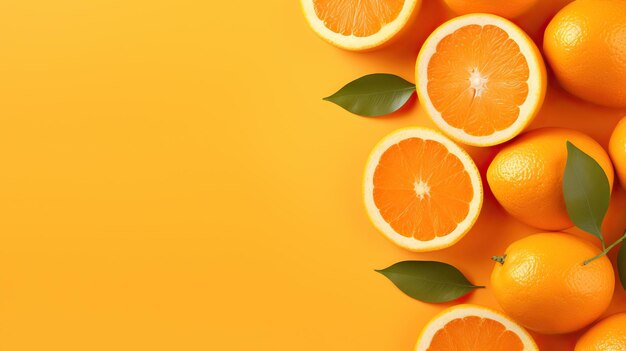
[[443, 0, 539, 19], [609, 116, 626, 190], [487, 128, 614, 231], [363, 127, 483, 252], [575, 313, 626, 351], [416, 14, 546, 146], [415, 304, 538, 350], [491, 233, 615, 334], [300, 0, 421, 51], [544, 0, 626, 107]]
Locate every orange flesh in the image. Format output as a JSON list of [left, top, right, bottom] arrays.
[[313, 0, 403, 37], [372, 138, 472, 241], [427, 25, 530, 136], [427, 316, 524, 351]]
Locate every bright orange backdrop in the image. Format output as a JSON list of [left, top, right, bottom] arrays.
[[0, 0, 624, 350]]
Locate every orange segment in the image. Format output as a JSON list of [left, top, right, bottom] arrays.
[[428, 317, 524, 350], [364, 128, 482, 252], [372, 138, 473, 241], [416, 14, 546, 146], [416, 305, 538, 351], [313, 0, 404, 37], [301, 0, 421, 51]]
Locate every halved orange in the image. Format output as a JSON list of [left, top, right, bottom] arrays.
[[363, 127, 482, 252], [416, 304, 538, 351], [416, 14, 546, 146], [300, 0, 422, 51]]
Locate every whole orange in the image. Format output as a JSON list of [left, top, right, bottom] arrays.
[[543, 0, 626, 107], [575, 313, 626, 351], [609, 116, 626, 190], [491, 233, 615, 335], [442, 0, 538, 18], [487, 128, 614, 231]]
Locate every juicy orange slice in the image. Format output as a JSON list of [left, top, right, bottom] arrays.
[[416, 304, 538, 351], [301, 0, 422, 51], [363, 127, 482, 252], [416, 14, 546, 146]]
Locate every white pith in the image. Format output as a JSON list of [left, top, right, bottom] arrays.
[[300, 0, 421, 50], [363, 127, 483, 252], [413, 179, 430, 200], [415, 305, 538, 351], [469, 68, 488, 97], [416, 14, 545, 146]]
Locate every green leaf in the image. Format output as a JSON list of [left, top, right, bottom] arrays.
[[323, 74, 415, 117], [375, 261, 483, 303], [563, 141, 611, 247], [619, 238, 626, 290]]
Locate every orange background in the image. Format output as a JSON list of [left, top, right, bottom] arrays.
[[0, 0, 624, 350]]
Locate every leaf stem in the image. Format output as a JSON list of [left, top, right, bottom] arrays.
[[600, 235, 606, 251], [583, 231, 626, 265]]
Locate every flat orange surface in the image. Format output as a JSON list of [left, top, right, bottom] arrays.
[[0, 0, 624, 350]]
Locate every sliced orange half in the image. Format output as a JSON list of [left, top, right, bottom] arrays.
[[416, 304, 538, 351], [416, 14, 546, 146], [363, 127, 483, 252], [300, 0, 422, 51]]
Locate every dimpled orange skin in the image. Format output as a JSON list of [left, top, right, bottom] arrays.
[[609, 116, 626, 190], [487, 128, 614, 231], [575, 313, 626, 351], [491, 233, 615, 335], [543, 0, 626, 107], [442, 0, 539, 18]]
